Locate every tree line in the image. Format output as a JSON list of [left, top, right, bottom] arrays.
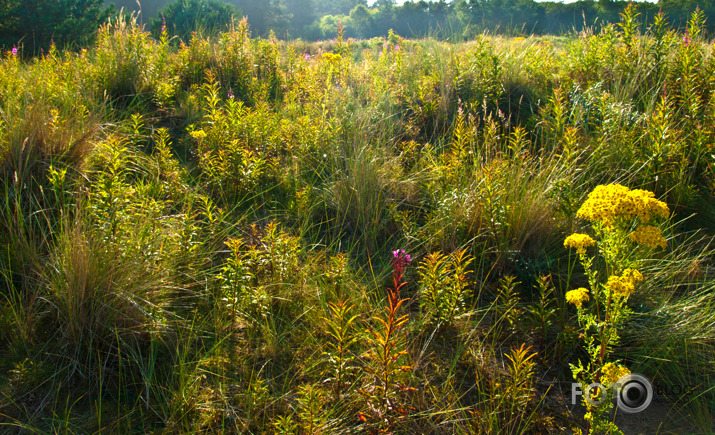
[[1, 0, 713, 52]]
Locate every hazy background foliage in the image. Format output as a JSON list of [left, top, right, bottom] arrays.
[[4, 0, 715, 51]]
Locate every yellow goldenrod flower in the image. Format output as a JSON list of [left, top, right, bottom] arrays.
[[566, 288, 590, 308], [622, 268, 643, 284], [606, 275, 632, 298], [600, 362, 630, 385], [189, 130, 207, 141], [322, 52, 342, 62], [576, 184, 630, 225], [576, 184, 670, 226], [564, 233, 596, 254], [625, 189, 670, 221], [605, 268, 643, 298], [629, 225, 667, 249]]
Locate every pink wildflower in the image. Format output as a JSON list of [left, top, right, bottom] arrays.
[[391, 249, 412, 283], [390, 249, 412, 300]]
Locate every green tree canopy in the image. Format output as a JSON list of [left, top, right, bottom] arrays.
[[232, 0, 288, 36], [313, 0, 367, 16], [151, 0, 238, 40], [350, 4, 373, 36], [285, 0, 316, 36], [0, 0, 113, 51]]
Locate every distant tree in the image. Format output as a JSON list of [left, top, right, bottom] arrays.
[[151, 0, 237, 41], [0, 0, 113, 51], [391, 1, 434, 37], [285, 0, 316, 35], [0, 1, 21, 44], [107, 0, 172, 21], [313, 0, 367, 16], [319, 14, 353, 37], [349, 4, 373, 36], [232, 0, 288, 36], [374, 0, 396, 11]]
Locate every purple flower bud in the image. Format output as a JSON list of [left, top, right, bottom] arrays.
[[227, 87, 234, 99], [405, 254, 411, 263], [393, 250, 399, 258], [11, 46, 17, 56], [304, 53, 311, 60]]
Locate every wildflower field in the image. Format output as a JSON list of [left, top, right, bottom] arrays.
[[1, 7, 715, 434]]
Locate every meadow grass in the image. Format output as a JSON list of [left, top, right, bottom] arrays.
[[0, 11, 714, 434]]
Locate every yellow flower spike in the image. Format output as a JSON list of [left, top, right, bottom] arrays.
[[322, 52, 342, 62], [605, 269, 642, 298], [575, 184, 670, 226], [629, 225, 667, 249], [622, 268, 643, 284], [564, 233, 596, 254], [576, 184, 630, 226], [626, 189, 670, 221], [605, 276, 632, 298], [189, 129, 207, 142], [600, 362, 630, 385], [566, 288, 590, 308]]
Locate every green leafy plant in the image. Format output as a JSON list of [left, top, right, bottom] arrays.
[[526, 275, 558, 351], [322, 299, 359, 400], [418, 248, 474, 326], [495, 275, 521, 331]]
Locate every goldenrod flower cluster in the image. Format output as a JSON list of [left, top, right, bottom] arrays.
[[600, 362, 630, 385], [629, 225, 667, 249], [564, 233, 596, 254], [576, 184, 669, 226], [322, 52, 342, 62], [189, 130, 207, 141], [605, 268, 643, 298], [566, 288, 590, 308]]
